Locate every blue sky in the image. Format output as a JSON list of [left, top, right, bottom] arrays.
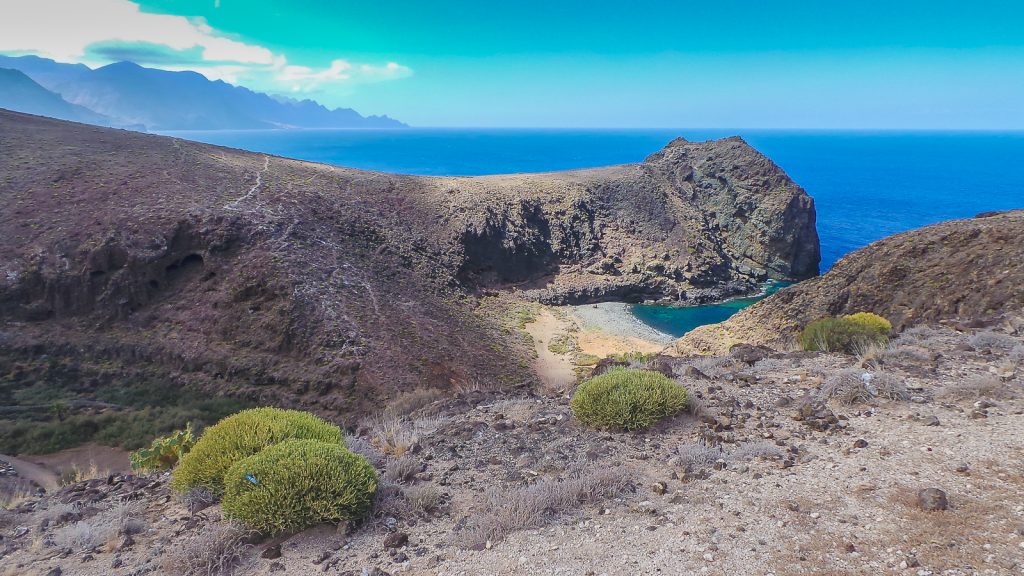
[[2, 0, 1023, 128]]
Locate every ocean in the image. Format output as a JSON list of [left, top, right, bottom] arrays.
[[162, 128, 1024, 336]]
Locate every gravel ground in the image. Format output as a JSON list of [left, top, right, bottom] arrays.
[[2, 325, 1022, 576]]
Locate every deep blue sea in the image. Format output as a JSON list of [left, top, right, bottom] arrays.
[[163, 128, 1024, 336]]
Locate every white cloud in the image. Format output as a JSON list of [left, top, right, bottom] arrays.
[[0, 0, 410, 94]]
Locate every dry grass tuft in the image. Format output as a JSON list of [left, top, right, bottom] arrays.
[[676, 439, 724, 473], [936, 374, 1013, 401], [405, 484, 442, 516], [458, 465, 632, 549], [385, 455, 421, 484], [967, 330, 1018, 352], [363, 412, 447, 456], [819, 368, 908, 404], [387, 387, 445, 416], [60, 461, 108, 486], [0, 478, 38, 510], [160, 521, 252, 576]]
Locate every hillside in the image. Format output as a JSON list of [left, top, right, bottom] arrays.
[[674, 209, 1024, 355], [0, 68, 111, 126], [0, 110, 817, 451], [2, 315, 1021, 576], [0, 55, 404, 130]]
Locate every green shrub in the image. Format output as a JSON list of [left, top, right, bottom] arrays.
[[221, 439, 377, 534], [843, 312, 892, 337], [171, 408, 342, 496], [800, 313, 891, 354], [130, 424, 196, 472], [570, 368, 688, 431]]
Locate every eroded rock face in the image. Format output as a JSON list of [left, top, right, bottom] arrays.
[[0, 111, 819, 415], [674, 210, 1024, 355], [445, 136, 820, 304]]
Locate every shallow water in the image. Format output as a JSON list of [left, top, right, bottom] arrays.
[[629, 283, 786, 338]]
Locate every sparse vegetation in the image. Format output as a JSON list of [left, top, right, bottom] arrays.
[[570, 368, 688, 431], [459, 465, 631, 549], [161, 521, 252, 576], [0, 351, 251, 455], [547, 333, 577, 355], [937, 374, 1011, 401], [130, 424, 196, 473], [818, 368, 908, 404], [800, 312, 892, 354], [221, 439, 377, 535], [676, 439, 724, 473], [967, 330, 1018, 352], [405, 484, 442, 516], [385, 455, 421, 483], [171, 407, 343, 496]]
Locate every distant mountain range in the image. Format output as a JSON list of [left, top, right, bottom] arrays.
[[0, 55, 406, 131]]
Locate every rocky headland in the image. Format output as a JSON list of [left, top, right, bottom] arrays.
[[674, 209, 1024, 355], [0, 110, 817, 424]]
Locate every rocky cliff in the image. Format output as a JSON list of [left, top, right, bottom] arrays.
[[0, 110, 818, 417], [674, 210, 1024, 355]]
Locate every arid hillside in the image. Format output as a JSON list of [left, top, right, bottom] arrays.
[[0, 110, 818, 432], [675, 210, 1024, 355]]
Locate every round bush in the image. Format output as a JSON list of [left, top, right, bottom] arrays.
[[570, 367, 688, 431], [171, 407, 343, 496], [842, 312, 892, 337], [799, 313, 891, 354], [221, 439, 377, 534]]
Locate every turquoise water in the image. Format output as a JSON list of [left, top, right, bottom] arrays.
[[161, 128, 1024, 335], [630, 283, 787, 337]]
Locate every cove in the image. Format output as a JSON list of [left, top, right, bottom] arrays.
[[629, 282, 787, 338]]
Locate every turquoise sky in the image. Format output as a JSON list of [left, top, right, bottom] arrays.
[[5, 0, 1024, 127]]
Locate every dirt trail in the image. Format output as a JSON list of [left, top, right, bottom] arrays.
[[0, 454, 60, 492], [523, 309, 576, 393]]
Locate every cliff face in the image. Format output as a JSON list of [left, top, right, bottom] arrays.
[[0, 110, 818, 415], [674, 210, 1024, 355], [441, 136, 820, 305]]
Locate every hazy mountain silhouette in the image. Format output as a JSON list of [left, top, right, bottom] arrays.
[[0, 67, 113, 126], [0, 55, 406, 130]]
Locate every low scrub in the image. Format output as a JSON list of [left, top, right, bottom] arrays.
[[459, 465, 631, 549], [800, 312, 892, 354], [222, 439, 377, 535], [171, 408, 343, 496], [570, 368, 688, 431], [130, 424, 195, 473], [819, 369, 909, 404], [160, 521, 252, 576]]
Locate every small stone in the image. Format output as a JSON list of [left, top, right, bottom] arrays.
[[651, 481, 668, 495], [853, 439, 868, 449], [45, 569, 62, 576], [917, 488, 949, 511], [313, 551, 330, 564], [955, 463, 970, 473], [702, 553, 715, 562], [261, 543, 282, 559], [383, 532, 409, 549], [269, 561, 285, 572], [923, 415, 940, 426]]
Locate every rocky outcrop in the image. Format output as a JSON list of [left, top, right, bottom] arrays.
[[443, 136, 820, 304], [674, 210, 1024, 355], [0, 110, 818, 416]]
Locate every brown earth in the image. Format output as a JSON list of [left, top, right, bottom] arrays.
[[0, 110, 818, 421], [674, 210, 1024, 355]]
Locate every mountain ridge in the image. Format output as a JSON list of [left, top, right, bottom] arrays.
[[0, 54, 406, 130]]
